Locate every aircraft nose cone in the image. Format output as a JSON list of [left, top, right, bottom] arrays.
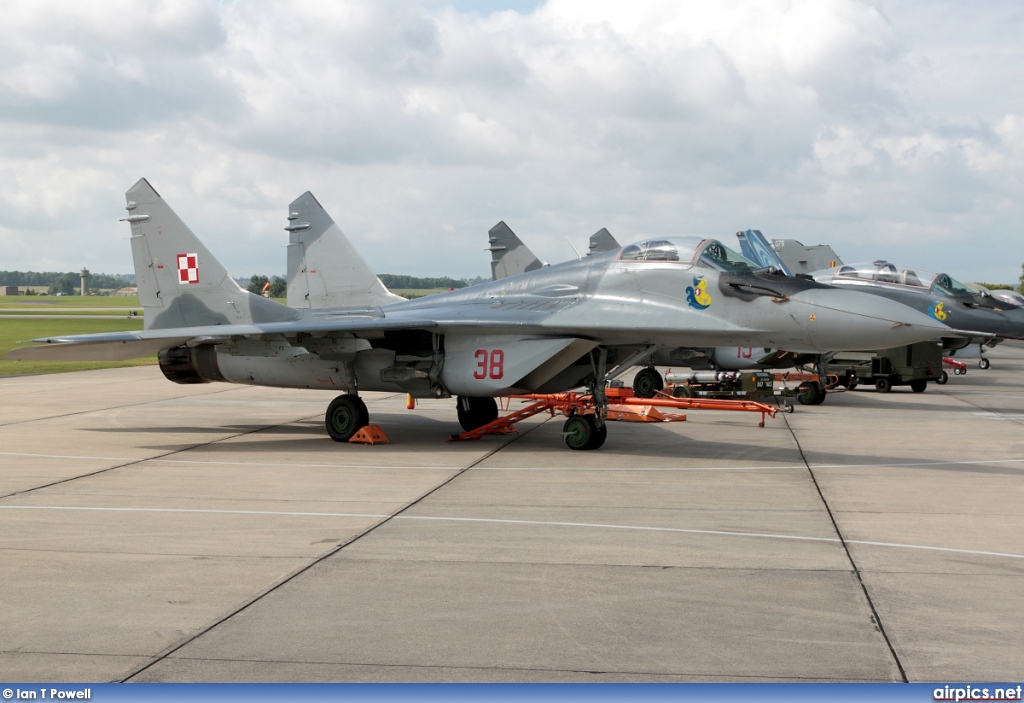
[[797, 289, 951, 351]]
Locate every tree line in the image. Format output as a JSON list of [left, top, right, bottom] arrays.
[[240, 273, 481, 298], [0, 271, 134, 290], [378, 274, 469, 290]]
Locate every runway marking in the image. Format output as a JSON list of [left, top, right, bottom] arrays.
[[971, 411, 1024, 421], [4, 451, 1024, 473], [2, 504, 1023, 562]]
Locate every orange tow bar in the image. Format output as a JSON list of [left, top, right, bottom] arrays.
[[447, 388, 777, 442]]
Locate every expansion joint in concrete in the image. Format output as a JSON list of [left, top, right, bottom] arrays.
[[117, 414, 552, 683], [782, 413, 909, 683]]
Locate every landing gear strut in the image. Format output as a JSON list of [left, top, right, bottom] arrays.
[[326, 394, 369, 442], [561, 348, 612, 451], [796, 357, 828, 405]]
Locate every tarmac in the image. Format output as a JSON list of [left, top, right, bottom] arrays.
[[1, 346, 1022, 683]]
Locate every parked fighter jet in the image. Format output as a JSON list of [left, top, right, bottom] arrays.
[[486, 226, 825, 394], [810, 262, 1024, 344], [7, 179, 954, 450]]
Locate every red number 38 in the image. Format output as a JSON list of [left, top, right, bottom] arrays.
[[473, 349, 505, 379]]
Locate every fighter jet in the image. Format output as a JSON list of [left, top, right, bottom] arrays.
[[487, 226, 824, 393], [7, 179, 954, 450], [810, 262, 1024, 344]]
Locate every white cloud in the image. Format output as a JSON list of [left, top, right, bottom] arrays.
[[0, 0, 1022, 284]]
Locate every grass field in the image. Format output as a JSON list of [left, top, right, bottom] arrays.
[[392, 288, 449, 299], [0, 313, 153, 376], [0, 295, 142, 308], [0, 290, 451, 375]]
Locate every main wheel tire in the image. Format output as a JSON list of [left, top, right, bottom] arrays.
[[632, 368, 664, 399], [936, 371, 949, 385], [563, 414, 602, 450], [796, 382, 822, 405], [326, 395, 369, 442], [590, 423, 608, 450], [457, 396, 499, 432], [979, 358, 991, 370], [875, 378, 892, 393], [910, 379, 927, 393]]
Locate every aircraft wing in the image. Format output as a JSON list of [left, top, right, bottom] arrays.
[[5, 315, 443, 362]]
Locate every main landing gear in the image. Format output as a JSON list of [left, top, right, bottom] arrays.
[[632, 367, 664, 399], [457, 396, 498, 432], [325, 394, 369, 442]]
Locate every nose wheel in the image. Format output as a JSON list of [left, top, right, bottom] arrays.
[[796, 381, 826, 405], [562, 414, 608, 450], [326, 394, 369, 442]]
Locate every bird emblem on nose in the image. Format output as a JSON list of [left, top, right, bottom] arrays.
[[686, 275, 712, 310]]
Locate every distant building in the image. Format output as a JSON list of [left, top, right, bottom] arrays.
[[1, 286, 20, 296], [80, 268, 92, 296], [115, 287, 138, 296]]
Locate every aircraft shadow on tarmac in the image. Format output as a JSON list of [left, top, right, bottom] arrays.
[[88, 424, 270, 435], [83, 410, 1024, 476]]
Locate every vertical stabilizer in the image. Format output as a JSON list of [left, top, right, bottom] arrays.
[[285, 192, 404, 309], [123, 178, 298, 330], [735, 229, 794, 276], [588, 228, 619, 254], [488, 221, 545, 280]]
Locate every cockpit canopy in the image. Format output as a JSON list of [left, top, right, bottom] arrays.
[[989, 289, 1024, 308], [617, 236, 758, 273], [814, 261, 977, 296]]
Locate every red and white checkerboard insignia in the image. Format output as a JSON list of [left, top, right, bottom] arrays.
[[177, 253, 199, 284]]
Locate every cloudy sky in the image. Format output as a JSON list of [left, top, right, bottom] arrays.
[[2, 0, 1022, 284]]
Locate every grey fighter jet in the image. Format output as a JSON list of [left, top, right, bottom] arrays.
[[810, 261, 1024, 346], [487, 226, 819, 391], [7, 179, 954, 450]]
